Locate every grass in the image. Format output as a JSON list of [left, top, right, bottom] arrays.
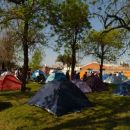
[[0, 82, 130, 130]]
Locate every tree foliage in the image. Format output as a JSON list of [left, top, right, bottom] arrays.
[[0, 31, 16, 69], [56, 51, 72, 68], [89, 0, 130, 32], [29, 48, 43, 71], [85, 29, 123, 60]]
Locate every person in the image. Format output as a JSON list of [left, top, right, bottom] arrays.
[[72, 71, 77, 80], [76, 72, 80, 80], [66, 70, 70, 80], [15, 68, 23, 81], [83, 72, 87, 81]]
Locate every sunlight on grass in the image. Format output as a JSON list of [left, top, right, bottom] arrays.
[[113, 126, 130, 130], [0, 82, 130, 130]]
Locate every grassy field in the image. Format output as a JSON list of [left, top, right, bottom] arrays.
[[0, 82, 130, 130]]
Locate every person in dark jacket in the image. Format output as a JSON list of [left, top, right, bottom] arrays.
[[66, 70, 70, 80], [76, 72, 80, 80], [83, 72, 87, 81]]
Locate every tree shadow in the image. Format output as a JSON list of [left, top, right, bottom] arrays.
[[42, 95, 130, 130], [0, 90, 37, 100], [0, 102, 13, 111], [43, 116, 130, 130]]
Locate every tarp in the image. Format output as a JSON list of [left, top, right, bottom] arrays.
[[28, 80, 92, 116], [72, 80, 92, 93], [45, 70, 67, 83], [85, 75, 108, 92], [0, 75, 21, 91]]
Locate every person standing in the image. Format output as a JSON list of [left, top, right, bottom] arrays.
[[83, 72, 87, 81], [76, 72, 80, 80], [66, 70, 70, 80]]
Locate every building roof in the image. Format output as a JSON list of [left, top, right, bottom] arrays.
[[81, 62, 106, 71], [80, 62, 130, 77]]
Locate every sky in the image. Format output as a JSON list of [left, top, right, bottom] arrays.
[[43, 48, 96, 66]]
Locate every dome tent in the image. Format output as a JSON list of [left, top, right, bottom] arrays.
[[114, 80, 130, 96], [0, 75, 21, 91], [104, 73, 127, 84], [28, 80, 92, 116], [31, 70, 47, 83], [72, 80, 92, 93], [45, 70, 67, 83], [86, 75, 108, 92]]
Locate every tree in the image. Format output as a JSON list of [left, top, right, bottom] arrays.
[[81, 0, 128, 80], [56, 54, 66, 66], [0, 31, 16, 69], [84, 29, 124, 80], [56, 52, 72, 69], [29, 48, 44, 71], [49, 0, 91, 78], [89, 0, 130, 42], [103, 0, 130, 31], [0, 0, 52, 92]]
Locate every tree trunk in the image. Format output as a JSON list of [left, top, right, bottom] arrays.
[[21, 21, 29, 92], [70, 31, 78, 79], [2, 62, 5, 70], [99, 45, 104, 81], [71, 44, 76, 79]]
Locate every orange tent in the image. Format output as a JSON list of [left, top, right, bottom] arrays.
[[0, 75, 21, 91]]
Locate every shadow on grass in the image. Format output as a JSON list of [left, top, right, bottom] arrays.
[[43, 95, 130, 130], [43, 116, 130, 130], [0, 102, 13, 111], [0, 83, 130, 130], [0, 91, 36, 99], [0, 82, 42, 100]]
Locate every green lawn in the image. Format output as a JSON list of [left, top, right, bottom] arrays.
[[0, 82, 130, 130]]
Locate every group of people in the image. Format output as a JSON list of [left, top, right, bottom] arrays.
[[65, 69, 101, 82], [65, 70, 88, 81]]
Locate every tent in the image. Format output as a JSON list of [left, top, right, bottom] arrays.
[[104, 75, 122, 84], [104, 73, 127, 84], [85, 75, 108, 92], [0, 75, 21, 91], [31, 70, 47, 83], [72, 80, 92, 93], [114, 80, 130, 96], [102, 74, 109, 81], [28, 80, 92, 116], [45, 70, 67, 83]]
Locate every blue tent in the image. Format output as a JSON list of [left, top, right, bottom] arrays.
[[104, 75, 122, 84], [104, 73, 127, 84], [102, 74, 109, 81], [114, 80, 130, 96], [45, 70, 67, 83], [31, 70, 47, 83], [28, 80, 92, 116]]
